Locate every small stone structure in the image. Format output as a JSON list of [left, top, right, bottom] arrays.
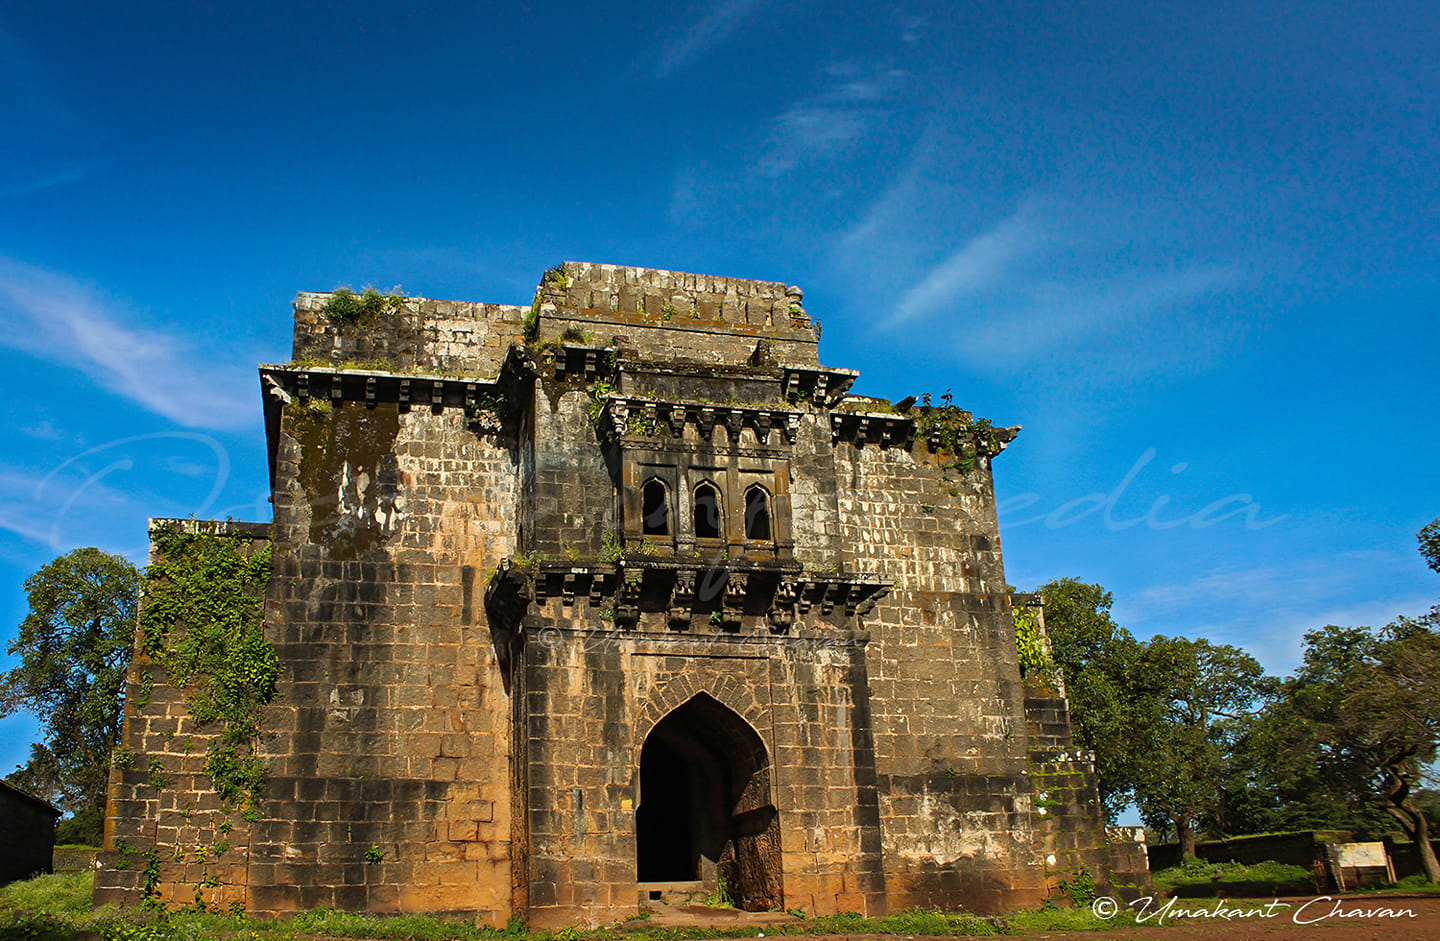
[[98, 263, 1147, 924], [0, 779, 61, 885]]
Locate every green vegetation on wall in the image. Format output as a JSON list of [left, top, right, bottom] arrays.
[[914, 390, 1001, 477], [320, 287, 407, 326], [1013, 605, 1054, 681], [139, 526, 276, 806]]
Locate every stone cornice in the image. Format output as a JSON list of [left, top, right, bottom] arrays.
[[781, 366, 858, 407], [260, 364, 504, 410], [484, 557, 892, 639], [599, 396, 802, 446]]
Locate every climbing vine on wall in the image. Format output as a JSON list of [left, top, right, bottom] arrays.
[[140, 526, 277, 806], [1013, 605, 1054, 681], [914, 390, 1001, 477]]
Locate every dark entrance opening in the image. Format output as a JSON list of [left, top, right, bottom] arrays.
[[636, 693, 782, 909], [744, 486, 771, 542], [642, 479, 670, 535], [693, 483, 721, 539]]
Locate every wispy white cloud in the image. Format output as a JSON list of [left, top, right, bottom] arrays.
[[883, 197, 1049, 328], [757, 63, 905, 177], [840, 170, 1244, 374], [0, 258, 253, 428], [898, 14, 927, 45], [19, 420, 63, 441], [668, 165, 704, 226], [0, 464, 140, 554], [656, 0, 768, 78], [1116, 553, 1433, 674], [0, 164, 89, 198]]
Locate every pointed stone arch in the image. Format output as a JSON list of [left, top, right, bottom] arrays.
[[635, 690, 783, 910]]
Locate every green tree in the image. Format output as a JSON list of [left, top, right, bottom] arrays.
[[1253, 613, 1440, 881], [1420, 516, 1440, 574], [1036, 578, 1146, 820], [1242, 624, 1393, 836], [1338, 610, 1440, 881], [0, 548, 139, 840], [1037, 579, 1275, 847], [1130, 637, 1273, 858]]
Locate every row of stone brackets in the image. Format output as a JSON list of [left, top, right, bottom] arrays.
[[511, 562, 891, 625], [540, 345, 610, 382], [602, 397, 802, 444], [263, 366, 511, 415], [829, 412, 918, 448], [781, 366, 859, 406]]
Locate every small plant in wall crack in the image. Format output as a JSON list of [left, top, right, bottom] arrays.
[[364, 845, 385, 863], [914, 389, 1001, 479], [321, 286, 407, 326], [586, 379, 614, 432]]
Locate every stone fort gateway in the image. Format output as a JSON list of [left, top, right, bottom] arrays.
[[97, 262, 1149, 925]]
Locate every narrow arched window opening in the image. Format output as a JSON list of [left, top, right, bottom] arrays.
[[744, 486, 771, 542], [642, 479, 670, 536], [694, 483, 721, 539]]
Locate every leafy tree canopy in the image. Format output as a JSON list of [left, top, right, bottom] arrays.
[[1420, 516, 1440, 575], [1036, 578, 1145, 820], [1, 548, 139, 840]]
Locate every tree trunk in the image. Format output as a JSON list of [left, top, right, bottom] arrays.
[[1176, 815, 1196, 861], [1381, 755, 1440, 883]]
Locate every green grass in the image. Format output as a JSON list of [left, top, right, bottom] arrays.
[[0, 870, 93, 916], [1352, 873, 1440, 895], [0, 870, 1133, 941], [1153, 858, 1315, 897]]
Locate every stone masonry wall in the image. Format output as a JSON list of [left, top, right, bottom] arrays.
[[245, 400, 518, 919], [96, 519, 271, 911], [102, 263, 1140, 923], [832, 437, 1049, 912], [291, 294, 527, 377], [516, 598, 882, 928], [536, 262, 820, 367], [523, 382, 619, 558]]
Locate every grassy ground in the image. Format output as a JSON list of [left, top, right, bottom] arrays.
[[1151, 858, 1440, 899], [1151, 859, 1316, 897], [0, 872, 1134, 941]]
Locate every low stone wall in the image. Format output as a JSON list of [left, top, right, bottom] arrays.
[[1148, 830, 1355, 871], [53, 848, 97, 872], [1384, 838, 1440, 881]]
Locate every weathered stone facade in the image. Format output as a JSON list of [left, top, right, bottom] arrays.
[[98, 262, 1147, 924]]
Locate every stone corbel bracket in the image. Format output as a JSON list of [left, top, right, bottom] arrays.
[[261, 364, 507, 416], [781, 366, 858, 407], [599, 396, 803, 446], [547, 344, 616, 383], [921, 424, 1022, 457], [484, 558, 892, 648], [829, 412, 917, 449]]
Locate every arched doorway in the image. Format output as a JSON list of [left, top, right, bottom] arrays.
[[636, 693, 782, 910]]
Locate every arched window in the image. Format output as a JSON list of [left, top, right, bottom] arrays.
[[642, 478, 670, 536], [744, 486, 771, 541], [693, 482, 722, 539]]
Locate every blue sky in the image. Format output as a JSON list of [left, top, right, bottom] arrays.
[[1, 1, 1436, 778]]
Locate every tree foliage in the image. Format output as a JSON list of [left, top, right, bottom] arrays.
[[1420, 516, 1440, 575], [1037, 578, 1272, 848], [1128, 637, 1272, 858], [1, 548, 140, 835]]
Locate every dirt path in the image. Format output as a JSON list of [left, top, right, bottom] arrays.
[[646, 894, 1439, 940]]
